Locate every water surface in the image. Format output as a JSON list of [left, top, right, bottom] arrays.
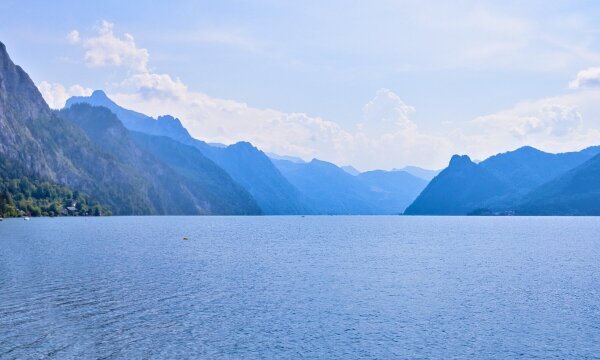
[[1, 216, 599, 358]]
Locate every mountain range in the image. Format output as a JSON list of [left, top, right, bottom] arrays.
[[2, 40, 600, 216], [67, 90, 309, 215], [67, 88, 428, 215], [405, 146, 600, 215], [393, 166, 440, 181], [271, 158, 427, 214], [1, 42, 158, 215]]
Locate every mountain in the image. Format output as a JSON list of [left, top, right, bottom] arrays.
[[272, 159, 425, 214], [128, 132, 261, 215], [273, 159, 377, 214], [66, 92, 309, 214], [341, 165, 360, 176], [356, 170, 428, 213], [267, 152, 305, 163], [0, 41, 162, 214], [479, 145, 600, 205], [66, 90, 192, 142], [517, 153, 600, 215], [404, 146, 600, 215], [404, 155, 511, 215], [60, 103, 261, 215], [393, 166, 439, 181], [195, 142, 311, 214]]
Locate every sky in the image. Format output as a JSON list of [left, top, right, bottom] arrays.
[[2, 0, 600, 170]]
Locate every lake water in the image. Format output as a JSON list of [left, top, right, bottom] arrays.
[[1, 216, 599, 359]]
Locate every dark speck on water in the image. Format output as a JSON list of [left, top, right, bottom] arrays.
[[1, 216, 599, 358]]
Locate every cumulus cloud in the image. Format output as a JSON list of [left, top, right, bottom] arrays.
[[65, 21, 456, 168], [569, 67, 600, 89], [74, 20, 149, 71], [37, 81, 93, 109], [118, 72, 188, 100], [64, 21, 600, 170], [361, 88, 416, 133], [111, 89, 354, 162], [465, 94, 600, 160], [110, 85, 453, 169], [474, 101, 583, 138], [66, 30, 80, 44]]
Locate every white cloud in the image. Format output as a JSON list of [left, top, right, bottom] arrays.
[[37, 81, 93, 109], [74, 20, 149, 71], [66, 30, 80, 44], [119, 72, 188, 100], [466, 92, 600, 160], [111, 83, 453, 169], [361, 88, 416, 132], [63, 20, 600, 170], [111, 89, 354, 163], [569, 67, 600, 89], [475, 103, 583, 139]]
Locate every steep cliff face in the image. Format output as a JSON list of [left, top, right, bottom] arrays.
[[0, 41, 261, 215], [0, 41, 55, 177], [0, 43, 49, 121], [67, 91, 310, 214], [0, 41, 159, 213], [0, 42, 111, 187]]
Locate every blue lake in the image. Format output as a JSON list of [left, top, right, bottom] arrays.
[[1, 216, 599, 358]]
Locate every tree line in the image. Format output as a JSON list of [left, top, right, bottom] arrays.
[[0, 176, 111, 217]]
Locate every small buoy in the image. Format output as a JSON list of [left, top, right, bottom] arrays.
[[182, 236, 189, 240]]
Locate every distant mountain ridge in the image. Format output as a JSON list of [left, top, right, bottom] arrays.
[[517, 152, 600, 215], [480, 145, 600, 196], [60, 103, 261, 215], [129, 131, 261, 214], [393, 166, 440, 181], [67, 91, 192, 142], [273, 158, 426, 214], [341, 165, 360, 176], [67, 92, 434, 215], [405, 146, 600, 215], [273, 158, 378, 214], [267, 152, 305, 164], [356, 170, 428, 213], [66, 91, 310, 214]]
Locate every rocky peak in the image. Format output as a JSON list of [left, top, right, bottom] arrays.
[[448, 154, 474, 168], [90, 89, 110, 100], [0, 41, 50, 120]]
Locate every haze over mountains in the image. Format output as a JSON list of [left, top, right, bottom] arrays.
[[2, 41, 600, 216], [272, 158, 427, 214], [67, 88, 428, 215], [67, 90, 309, 215]]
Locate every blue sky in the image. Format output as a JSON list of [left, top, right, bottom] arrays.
[[2, 0, 600, 169]]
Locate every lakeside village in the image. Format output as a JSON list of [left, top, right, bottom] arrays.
[[0, 177, 111, 219], [0, 200, 108, 220]]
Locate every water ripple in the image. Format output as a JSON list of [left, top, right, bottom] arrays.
[[1, 216, 600, 358]]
